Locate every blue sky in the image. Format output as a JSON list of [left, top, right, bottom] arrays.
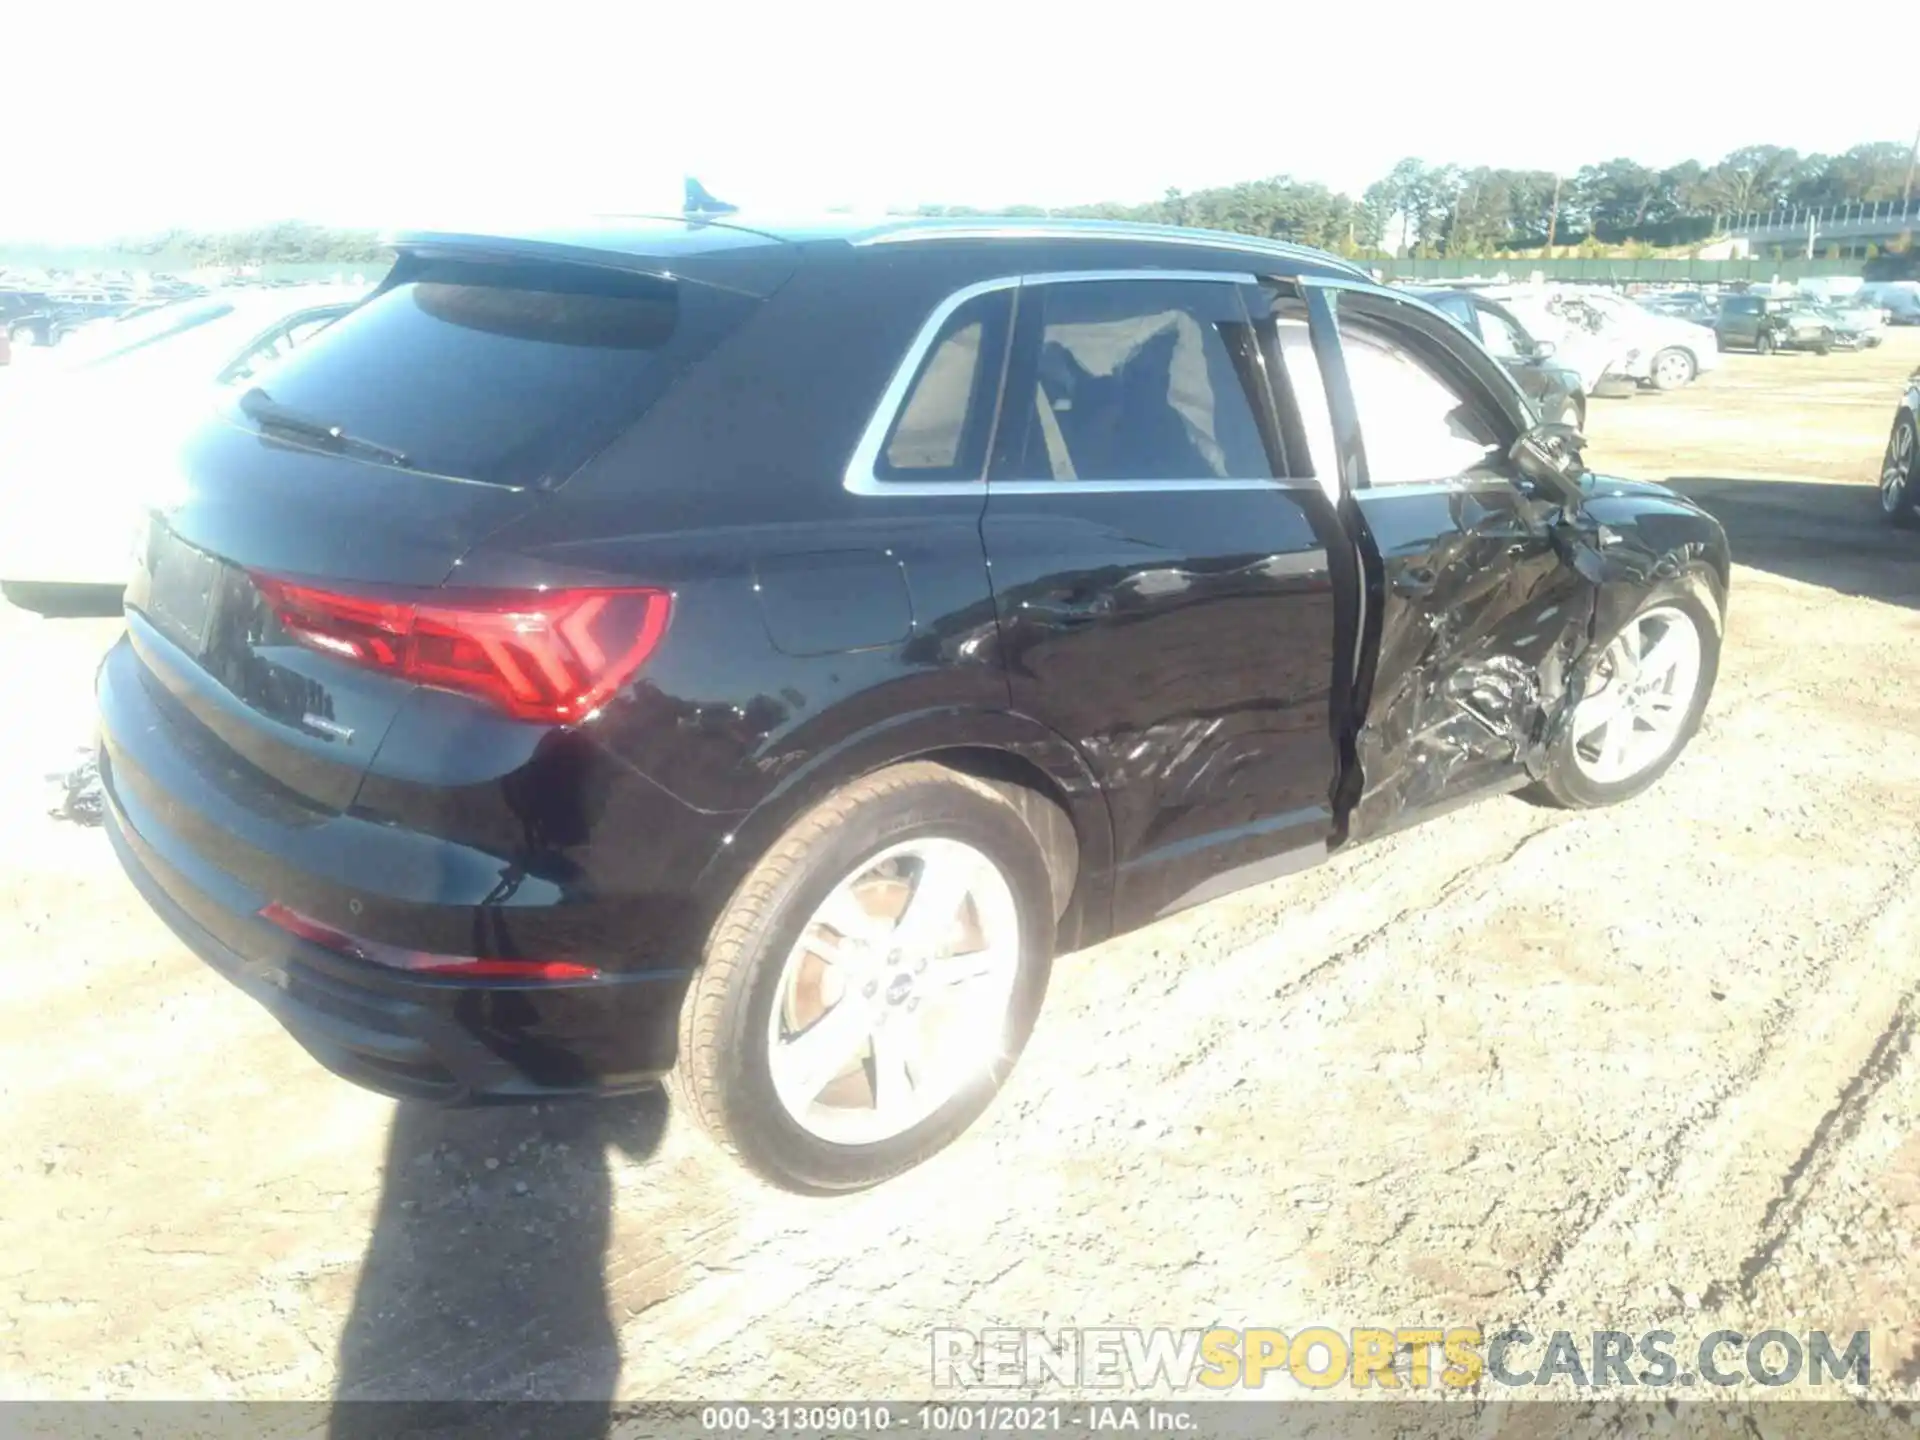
[[7, 1, 1914, 241]]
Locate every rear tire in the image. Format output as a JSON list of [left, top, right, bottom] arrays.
[[1525, 578, 1722, 810], [669, 762, 1057, 1193]]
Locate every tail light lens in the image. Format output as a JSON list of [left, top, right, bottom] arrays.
[[250, 575, 671, 724], [259, 902, 600, 982]]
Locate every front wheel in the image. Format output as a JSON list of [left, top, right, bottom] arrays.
[[670, 762, 1057, 1193], [1754, 330, 1775, 355], [1526, 581, 1722, 810], [1649, 347, 1696, 391], [1884, 414, 1919, 529]]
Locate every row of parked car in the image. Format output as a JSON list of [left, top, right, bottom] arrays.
[[1398, 280, 1723, 428], [1639, 284, 1907, 355], [0, 279, 212, 354]]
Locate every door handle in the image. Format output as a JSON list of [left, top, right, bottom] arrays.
[[1022, 594, 1116, 627]]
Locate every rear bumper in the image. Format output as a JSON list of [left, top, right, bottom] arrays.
[[103, 771, 691, 1102], [97, 633, 706, 1104]]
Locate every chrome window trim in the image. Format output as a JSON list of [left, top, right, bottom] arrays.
[[845, 268, 1313, 497]]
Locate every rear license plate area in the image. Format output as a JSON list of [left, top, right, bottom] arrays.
[[145, 531, 225, 659]]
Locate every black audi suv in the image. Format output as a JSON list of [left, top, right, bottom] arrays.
[[100, 214, 1730, 1191]]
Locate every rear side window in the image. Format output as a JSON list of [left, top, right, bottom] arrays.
[[993, 278, 1272, 483], [876, 289, 1013, 482], [235, 258, 760, 488]]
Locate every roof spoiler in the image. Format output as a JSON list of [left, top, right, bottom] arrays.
[[378, 220, 797, 300]]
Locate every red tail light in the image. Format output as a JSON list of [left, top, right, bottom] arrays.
[[259, 902, 600, 982], [250, 575, 671, 724]]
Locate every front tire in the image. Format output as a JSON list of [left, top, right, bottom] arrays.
[[1526, 579, 1722, 810], [1649, 347, 1696, 391], [1884, 414, 1919, 529], [670, 762, 1057, 1193], [1754, 330, 1775, 355]]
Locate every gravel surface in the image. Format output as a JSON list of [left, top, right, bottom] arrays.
[[3, 333, 1918, 1417]]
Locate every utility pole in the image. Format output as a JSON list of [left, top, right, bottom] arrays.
[[1905, 121, 1919, 208], [1545, 173, 1562, 250]]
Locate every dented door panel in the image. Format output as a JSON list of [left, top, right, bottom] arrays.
[[1290, 281, 1622, 845], [1345, 477, 1596, 842]]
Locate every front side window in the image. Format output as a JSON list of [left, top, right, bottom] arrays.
[[993, 278, 1272, 483], [1333, 303, 1506, 487]]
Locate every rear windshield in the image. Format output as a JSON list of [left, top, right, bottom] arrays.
[[230, 257, 759, 487]]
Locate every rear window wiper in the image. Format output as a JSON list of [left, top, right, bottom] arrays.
[[239, 388, 413, 469]]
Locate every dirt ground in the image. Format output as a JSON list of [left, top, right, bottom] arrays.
[[4, 332, 1919, 1419]]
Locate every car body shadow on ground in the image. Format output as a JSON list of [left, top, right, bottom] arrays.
[[328, 1090, 669, 1436], [1666, 476, 1919, 610]]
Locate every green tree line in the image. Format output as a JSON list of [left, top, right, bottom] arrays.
[[918, 140, 1917, 259], [101, 140, 1917, 267], [113, 220, 388, 266]]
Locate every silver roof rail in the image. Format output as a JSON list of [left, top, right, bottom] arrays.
[[849, 218, 1369, 278]]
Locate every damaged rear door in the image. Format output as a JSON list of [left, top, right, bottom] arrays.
[[1278, 281, 1600, 844]]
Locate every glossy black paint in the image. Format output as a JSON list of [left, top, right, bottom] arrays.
[[99, 215, 1731, 1102]]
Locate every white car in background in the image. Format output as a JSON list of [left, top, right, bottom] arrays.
[[1479, 285, 1719, 394], [0, 286, 365, 601]]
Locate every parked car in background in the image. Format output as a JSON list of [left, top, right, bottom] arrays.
[[1715, 293, 1834, 355], [4, 288, 141, 348], [3, 288, 58, 348], [1545, 288, 1719, 391], [1857, 283, 1920, 326], [97, 216, 1730, 1192], [1468, 286, 1629, 398], [0, 286, 364, 598], [1809, 297, 1884, 349], [1409, 285, 1588, 427], [1638, 291, 1718, 328], [1883, 365, 1920, 528]]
